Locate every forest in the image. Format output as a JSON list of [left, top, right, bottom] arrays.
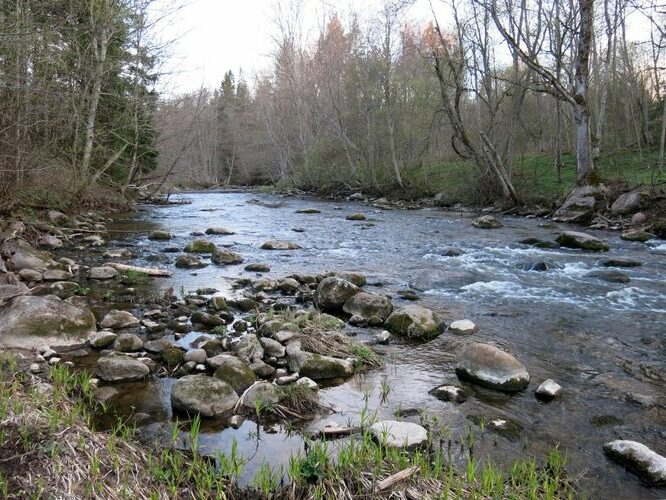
[[0, 0, 664, 210]]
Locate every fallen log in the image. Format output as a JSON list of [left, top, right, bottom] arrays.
[[375, 466, 420, 492], [316, 426, 361, 439], [105, 262, 172, 277]]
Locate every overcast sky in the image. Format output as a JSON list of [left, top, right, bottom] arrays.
[[154, 0, 445, 94]]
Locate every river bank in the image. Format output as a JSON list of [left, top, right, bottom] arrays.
[[1, 192, 665, 497]]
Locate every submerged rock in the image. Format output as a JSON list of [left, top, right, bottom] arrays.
[[603, 440, 666, 485], [1, 238, 53, 271], [245, 263, 270, 272], [369, 420, 428, 449], [385, 305, 443, 339], [205, 227, 235, 235], [472, 215, 503, 229], [315, 277, 359, 312], [456, 342, 530, 392], [148, 231, 171, 241], [175, 255, 207, 268], [260, 240, 301, 250], [430, 384, 467, 403], [587, 270, 631, 283], [556, 231, 609, 252], [346, 213, 367, 221], [96, 356, 150, 382], [0, 295, 96, 349], [171, 374, 239, 417], [602, 259, 642, 268], [296, 208, 321, 214], [342, 292, 393, 326]]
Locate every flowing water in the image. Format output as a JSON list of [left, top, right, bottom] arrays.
[[102, 191, 665, 498]]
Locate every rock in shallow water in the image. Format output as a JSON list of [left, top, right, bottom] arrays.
[[430, 385, 467, 403], [96, 356, 150, 382], [369, 420, 428, 449], [342, 291, 393, 326], [171, 374, 239, 417], [556, 231, 609, 252], [385, 305, 443, 339], [260, 240, 301, 250], [448, 319, 478, 335], [100, 309, 140, 329], [472, 215, 503, 228], [603, 440, 666, 485], [455, 342, 530, 392], [535, 379, 562, 400], [315, 277, 359, 312]]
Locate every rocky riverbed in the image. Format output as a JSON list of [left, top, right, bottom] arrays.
[[1, 191, 665, 497]]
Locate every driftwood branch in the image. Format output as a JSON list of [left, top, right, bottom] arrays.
[[104, 262, 172, 277], [375, 466, 420, 492]]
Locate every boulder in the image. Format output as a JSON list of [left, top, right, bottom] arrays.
[[175, 255, 207, 268], [95, 356, 150, 382], [89, 266, 118, 280], [342, 292, 393, 326], [213, 357, 256, 395], [611, 191, 646, 215], [259, 337, 286, 358], [184, 348, 207, 364], [369, 421, 428, 449], [238, 381, 280, 409], [245, 263, 270, 272], [331, 271, 367, 287], [18, 269, 42, 282], [205, 227, 235, 235], [556, 231, 609, 252], [29, 281, 78, 299], [553, 185, 606, 223], [603, 440, 666, 485], [211, 248, 244, 265], [47, 210, 68, 225], [232, 334, 264, 362], [385, 305, 444, 339], [148, 230, 171, 240], [535, 379, 562, 401], [456, 343, 530, 392], [449, 319, 478, 335], [620, 229, 651, 242], [295, 208, 321, 214], [171, 375, 239, 417], [143, 338, 173, 353], [296, 377, 318, 390], [260, 240, 301, 250], [602, 259, 641, 268], [184, 239, 216, 253], [288, 349, 354, 380], [161, 347, 185, 367], [113, 333, 144, 352], [346, 213, 367, 221], [314, 277, 359, 312], [472, 215, 503, 229], [36, 236, 63, 249], [100, 309, 140, 329], [43, 269, 73, 281], [278, 278, 301, 294], [1, 238, 53, 271], [0, 295, 96, 349], [88, 330, 117, 348], [587, 270, 630, 284]]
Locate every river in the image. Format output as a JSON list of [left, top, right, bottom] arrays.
[[101, 190, 666, 498]]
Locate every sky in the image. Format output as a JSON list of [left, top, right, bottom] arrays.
[[153, 0, 445, 94]]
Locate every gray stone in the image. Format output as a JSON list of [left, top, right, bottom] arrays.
[[449, 319, 478, 335], [369, 420, 428, 449], [556, 231, 609, 252], [430, 385, 467, 403], [0, 295, 96, 349], [260, 240, 301, 250], [205, 227, 235, 235], [89, 266, 118, 279], [385, 305, 444, 339], [100, 309, 140, 329], [238, 381, 280, 409], [245, 263, 270, 272], [274, 330, 297, 344], [259, 337, 286, 357], [250, 359, 276, 378], [456, 342, 530, 392], [96, 356, 150, 382], [211, 247, 243, 265], [37, 235, 63, 249], [342, 292, 393, 326], [315, 277, 359, 312], [143, 338, 173, 353], [535, 379, 562, 400], [88, 330, 117, 348], [171, 375, 239, 417], [231, 334, 264, 362], [611, 191, 646, 215], [603, 440, 666, 485], [472, 215, 503, 228], [113, 333, 144, 352], [553, 185, 606, 223], [296, 377, 318, 390], [184, 348, 207, 364], [42, 269, 73, 281], [1, 238, 52, 271], [18, 269, 42, 282], [587, 270, 630, 283], [346, 213, 367, 221], [184, 239, 216, 253], [288, 349, 354, 380], [175, 255, 207, 268]]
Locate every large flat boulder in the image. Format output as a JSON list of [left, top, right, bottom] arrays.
[[1, 238, 53, 271], [456, 342, 530, 392], [95, 356, 150, 382], [0, 295, 96, 349], [171, 374, 239, 417], [369, 421, 428, 449], [385, 305, 443, 339]]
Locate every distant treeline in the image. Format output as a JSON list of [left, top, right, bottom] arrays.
[[156, 0, 665, 204]]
